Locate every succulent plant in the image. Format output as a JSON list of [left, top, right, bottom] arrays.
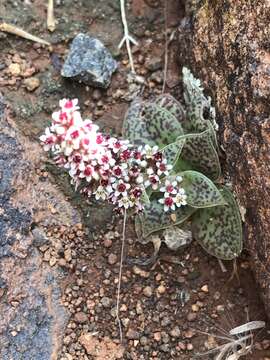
[[122, 67, 243, 261]]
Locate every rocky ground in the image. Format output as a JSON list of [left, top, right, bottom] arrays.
[[0, 0, 270, 359]]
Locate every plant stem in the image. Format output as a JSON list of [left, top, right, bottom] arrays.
[[116, 208, 127, 343]]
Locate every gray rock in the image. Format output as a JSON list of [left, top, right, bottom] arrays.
[[32, 228, 50, 247], [61, 33, 118, 88], [126, 329, 140, 340], [100, 296, 111, 308], [0, 93, 82, 360]]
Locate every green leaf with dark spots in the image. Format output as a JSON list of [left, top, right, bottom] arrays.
[[136, 199, 196, 238], [182, 67, 219, 134], [141, 102, 184, 146], [169, 171, 226, 208], [122, 99, 184, 147], [161, 138, 186, 167], [153, 94, 186, 125], [122, 99, 157, 146], [175, 129, 221, 180], [191, 187, 243, 260]]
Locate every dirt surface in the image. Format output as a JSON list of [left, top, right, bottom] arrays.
[[0, 0, 269, 359]]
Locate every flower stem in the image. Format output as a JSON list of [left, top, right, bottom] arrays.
[[116, 208, 127, 343]]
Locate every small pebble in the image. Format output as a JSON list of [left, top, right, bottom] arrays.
[[108, 253, 117, 265], [8, 63, 21, 76], [170, 326, 181, 338], [100, 297, 111, 308], [143, 286, 153, 297], [126, 329, 140, 340], [74, 312, 88, 324], [24, 77, 40, 91], [201, 285, 209, 293], [187, 313, 197, 322], [157, 284, 166, 295], [154, 332, 161, 342]]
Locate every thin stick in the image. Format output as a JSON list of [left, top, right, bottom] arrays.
[[119, 0, 138, 74], [116, 209, 127, 343], [0, 23, 51, 46], [47, 0, 56, 32], [218, 258, 227, 273], [162, 0, 168, 93]]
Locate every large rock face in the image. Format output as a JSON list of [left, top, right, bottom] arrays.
[[0, 95, 81, 359], [178, 1, 270, 312]]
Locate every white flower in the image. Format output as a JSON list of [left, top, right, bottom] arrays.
[[140, 160, 147, 168], [118, 196, 134, 209], [143, 144, 159, 159], [176, 175, 183, 183], [83, 118, 99, 133], [145, 175, 160, 190], [113, 180, 130, 197], [156, 159, 172, 176], [146, 167, 154, 175], [39, 127, 55, 151], [94, 186, 107, 201], [136, 175, 144, 184], [174, 188, 187, 207], [160, 180, 177, 196], [59, 98, 79, 111], [159, 195, 175, 212]]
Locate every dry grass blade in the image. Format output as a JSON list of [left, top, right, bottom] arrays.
[[47, 0, 56, 32], [0, 23, 51, 46], [229, 321, 265, 336], [196, 318, 265, 360], [215, 342, 235, 360]]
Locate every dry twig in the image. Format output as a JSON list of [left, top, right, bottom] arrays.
[[47, 0, 56, 32], [0, 23, 51, 46], [119, 0, 138, 74], [162, 0, 168, 93]]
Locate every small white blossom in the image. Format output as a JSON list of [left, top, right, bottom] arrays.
[[143, 144, 159, 159], [118, 196, 134, 209], [159, 195, 175, 212], [160, 180, 177, 196], [174, 188, 187, 207], [94, 186, 107, 201]]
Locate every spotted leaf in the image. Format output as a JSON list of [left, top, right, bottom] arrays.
[[136, 199, 196, 238], [161, 138, 186, 168], [122, 99, 184, 147], [153, 94, 186, 124], [175, 129, 221, 180], [191, 187, 243, 260], [182, 67, 219, 133], [122, 98, 157, 146], [170, 171, 226, 208]]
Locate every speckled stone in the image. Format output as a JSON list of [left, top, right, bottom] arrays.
[[61, 33, 118, 88]]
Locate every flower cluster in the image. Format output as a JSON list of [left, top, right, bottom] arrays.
[[40, 99, 187, 213], [159, 178, 187, 212]]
